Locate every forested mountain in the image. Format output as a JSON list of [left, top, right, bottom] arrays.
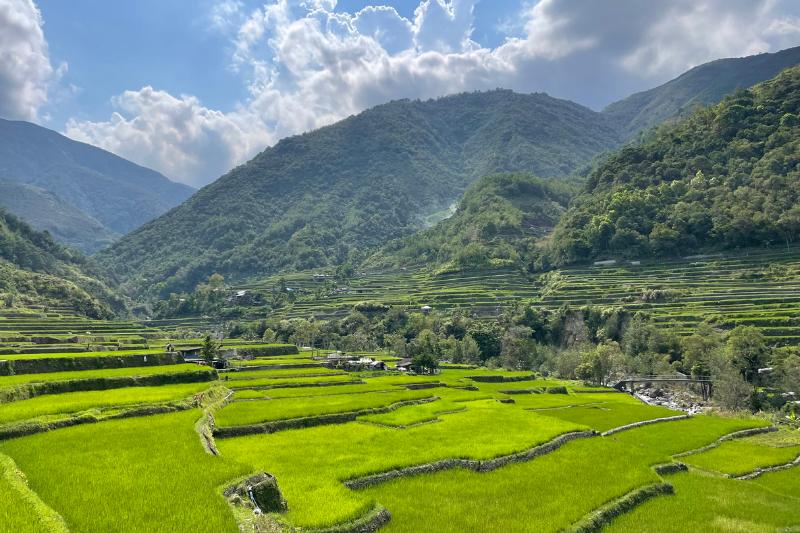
[[368, 173, 575, 273], [0, 118, 194, 253], [547, 66, 800, 266], [98, 90, 623, 296], [605, 46, 800, 137], [0, 209, 123, 317]]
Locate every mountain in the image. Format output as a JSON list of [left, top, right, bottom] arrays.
[[0, 181, 118, 253], [0, 208, 123, 318], [367, 173, 575, 273], [547, 65, 800, 266], [98, 90, 623, 296], [0, 118, 194, 252], [604, 46, 800, 137]]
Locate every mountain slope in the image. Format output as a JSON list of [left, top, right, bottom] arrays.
[[548, 65, 800, 266], [604, 46, 800, 137], [99, 90, 623, 296], [0, 118, 194, 252], [0, 209, 123, 317], [368, 173, 575, 273], [0, 181, 118, 253]]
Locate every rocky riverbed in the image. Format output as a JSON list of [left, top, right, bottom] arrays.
[[632, 384, 711, 415]]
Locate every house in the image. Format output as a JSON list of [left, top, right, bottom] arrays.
[[420, 305, 432, 315], [593, 259, 617, 267], [396, 358, 413, 371]]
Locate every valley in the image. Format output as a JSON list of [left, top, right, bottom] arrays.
[[1, 16, 800, 532]]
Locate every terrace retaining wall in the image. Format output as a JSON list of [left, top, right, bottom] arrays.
[[344, 430, 597, 490], [0, 351, 184, 376]]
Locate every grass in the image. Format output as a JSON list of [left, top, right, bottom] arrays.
[[0, 410, 251, 533], [358, 390, 492, 427], [604, 470, 800, 532], [217, 402, 583, 528], [752, 464, 800, 499], [214, 389, 436, 427], [535, 400, 680, 432], [359, 416, 768, 533], [0, 453, 67, 532], [0, 348, 164, 361], [222, 374, 357, 389], [682, 437, 800, 477], [222, 367, 344, 380], [233, 382, 398, 399], [0, 363, 209, 387], [0, 382, 212, 426]]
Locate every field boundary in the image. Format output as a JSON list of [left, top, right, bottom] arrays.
[[673, 426, 777, 458], [344, 430, 597, 490], [0, 368, 216, 404], [0, 452, 69, 532], [562, 482, 674, 533], [213, 397, 439, 438], [600, 415, 691, 436], [734, 453, 800, 480], [0, 396, 200, 441], [196, 386, 235, 456]]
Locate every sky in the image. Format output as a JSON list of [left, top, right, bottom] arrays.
[[2, 1, 800, 188]]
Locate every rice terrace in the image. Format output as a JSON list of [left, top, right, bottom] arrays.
[[2, 1, 800, 532]]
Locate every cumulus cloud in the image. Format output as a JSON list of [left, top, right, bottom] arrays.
[[64, 0, 800, 186], [0, 0, 61, 121]]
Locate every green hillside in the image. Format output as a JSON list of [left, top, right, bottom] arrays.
[[368, 173, 575, 273], [98, 90, 622, 297], [0, 181, 118, 253], [0, 209, 123, 318], [604, 45, 800, 136], [548, 65, 800, 266], [0, 118, 193, 253]]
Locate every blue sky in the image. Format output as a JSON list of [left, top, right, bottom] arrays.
[[2, 0, 800, 186]]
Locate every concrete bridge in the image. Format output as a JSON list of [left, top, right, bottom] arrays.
[[613, 373, 713, 400]]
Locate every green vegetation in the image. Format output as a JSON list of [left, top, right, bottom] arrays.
[[214, 389, 435, 427], [98, 90, 624, 296], [605, 470, 800, 532], [549, 66, 800, 266], [0, 209, 123, 317], [0, 410, 249, 532], [370, 173, 576, 272], [682, 434, 800, 476], [0, 117, 193, 253]]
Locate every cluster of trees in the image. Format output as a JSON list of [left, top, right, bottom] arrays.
[[546, 66, 800, 267], [224, 302, 799, 412]]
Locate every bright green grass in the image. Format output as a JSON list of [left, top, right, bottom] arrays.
[[683, 438, 800, 477], [0, 453, 66, 532], [0, 364, 209, 387], [215, 389, 435, 427], [0, 410, 250, 532], [217, 402, 583, 528], [536, 401, 680, 432], [510, 391, 628, 410], [233, 382, 399, 399], [361, 416, 767, 533], [222, 374, 357, 389], [222, 367, 344, 380], [752, 464, 800, 499], [604, 471, 800, 532], [0, 348, 164, 361], [358, 398, 473, 427], [0, 382, 212, 426], [230, 357, 317, 367]]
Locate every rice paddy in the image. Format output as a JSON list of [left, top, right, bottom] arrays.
[[0, 311, 798, 532]]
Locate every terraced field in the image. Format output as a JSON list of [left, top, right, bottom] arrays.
[[0, 333, 798, 532], [235, 246, 800, 346]]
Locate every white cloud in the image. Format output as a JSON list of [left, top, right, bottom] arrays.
[[64, 0, 800, 187], [0, 0, 61, 121], [65, 87, 271, 186]]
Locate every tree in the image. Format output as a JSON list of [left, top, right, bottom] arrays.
[[576, 342, 624, 386], [411, 353, 438, 374], [461, 335, 481, 365], [201, 334, 220, 366], [262, 328, 277, 343], [501, 326, 536, 370], [712, 359, 752, 411], [726, 326, 769, 388]]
